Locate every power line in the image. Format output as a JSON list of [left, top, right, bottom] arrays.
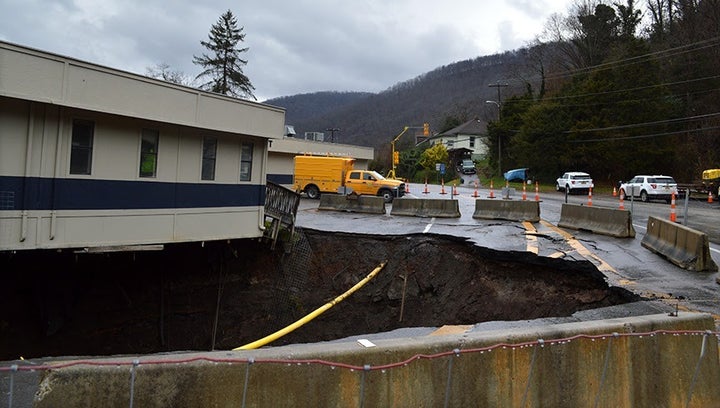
[[523, 36, 720, 84], [570, 125, 720, 143], [567, 112, 720, 133]]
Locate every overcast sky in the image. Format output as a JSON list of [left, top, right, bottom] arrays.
[[1, 0, 575, 101]]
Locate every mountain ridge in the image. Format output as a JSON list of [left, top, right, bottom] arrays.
[[264, 49, 530, 149]]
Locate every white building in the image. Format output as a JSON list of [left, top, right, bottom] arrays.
[[0, 41, 284, 251], [425, 119, 488, 160]]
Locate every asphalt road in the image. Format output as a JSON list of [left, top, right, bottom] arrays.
[[295, 182, 720, 326]]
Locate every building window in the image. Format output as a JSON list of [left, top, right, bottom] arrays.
[[139, 129, 159, 178], [470, 137, 475, 148], [240, 142, 253, 181], [202, 136, 217, 180], [70, 120, 94, 175]]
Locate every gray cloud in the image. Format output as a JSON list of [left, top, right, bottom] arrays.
[[0, 0, 574, 101]]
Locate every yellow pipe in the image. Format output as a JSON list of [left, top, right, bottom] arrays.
[[233, 261, 388, 350]]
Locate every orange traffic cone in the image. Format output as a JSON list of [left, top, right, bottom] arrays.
[[522, 183, 527, 201], [612, 186, 617, 197], [440, 178, 447, 195], [489, 180, 495, 199], [452, 183, 458, 196], [709, 191, 713, 203], [422, 178, 429, 194], [670, 192, 677, 222], [588, 187, 593, 207], [534, 181, 540, 201], [619, 192, 625, 210], [473, 181, 479, 198]]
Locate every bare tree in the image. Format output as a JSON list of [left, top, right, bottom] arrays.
[[146, 63, 191, 85]]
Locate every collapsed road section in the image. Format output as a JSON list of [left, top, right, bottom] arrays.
[[0, 229, 638, 360]]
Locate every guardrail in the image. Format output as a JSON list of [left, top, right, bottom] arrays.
[[264, 181, 301, 249]]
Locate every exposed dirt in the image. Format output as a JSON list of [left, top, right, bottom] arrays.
[[0, 229, 639, 361]]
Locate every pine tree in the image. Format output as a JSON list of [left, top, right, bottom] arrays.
[[193, 10, 255, 100]]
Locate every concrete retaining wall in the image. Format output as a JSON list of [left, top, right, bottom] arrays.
[[641, 216, 719, 271], [318, 194, 386, 214], [4, 313, 718, 407], [472, 199, 540, 222], [390, 198, 460, 218], [558, 204, 636, 238]]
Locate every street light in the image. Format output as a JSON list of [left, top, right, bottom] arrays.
[[486, 100, 502, 177]]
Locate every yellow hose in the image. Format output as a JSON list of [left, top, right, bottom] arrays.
[[233, 261, 387, 350]]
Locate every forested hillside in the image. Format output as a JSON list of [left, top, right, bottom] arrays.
[[266, 1, 720, 186], [264, 51, 529, 148], [265, 91, 374, 129]]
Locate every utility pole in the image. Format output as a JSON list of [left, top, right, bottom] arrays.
[[489, 81, 508, 114], [488, 81, 508, 178]]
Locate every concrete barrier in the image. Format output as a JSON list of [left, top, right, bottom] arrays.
[[472, 199, 540, 222], [318, 194, 386, 214], [6, 313, 718, 407], [390, 198, 460, 218], [641, 216, 718, 271], [558, 204, 636, 238]]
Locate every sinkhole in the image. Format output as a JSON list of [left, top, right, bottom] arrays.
[[0, 228, 638, 360]]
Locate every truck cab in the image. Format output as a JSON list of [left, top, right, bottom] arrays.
[[345, 170, 405, 203]]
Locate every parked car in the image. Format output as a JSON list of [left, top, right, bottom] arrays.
[[619, 175, 679, 203], [460, 159, 476, 175], [556, 172, 594, 194], [503, 168, 529, 182]]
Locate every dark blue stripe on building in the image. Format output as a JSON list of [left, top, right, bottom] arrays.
[[266, 173, 293, 185], [0, 176, 265, 211]]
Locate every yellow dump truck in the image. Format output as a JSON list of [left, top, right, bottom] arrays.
[[293, 155, 405, 203], [702, 169, 720, 197]]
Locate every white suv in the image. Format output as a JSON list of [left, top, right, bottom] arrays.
[[556, 172, 594, 194], [619, 175, 678, 203]]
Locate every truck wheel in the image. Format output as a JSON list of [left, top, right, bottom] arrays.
[[640, 190, 649, 202], [379, 189, 394, 203], [306, 185, 320, 199]]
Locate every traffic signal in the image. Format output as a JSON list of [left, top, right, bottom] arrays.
[[423, 123, 430, 136], [393, 151, 399, 164]]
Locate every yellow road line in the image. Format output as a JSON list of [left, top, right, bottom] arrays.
[[537, 222, 717, 323], [538, 220, 626, 280], [523, 221, 539, 254]]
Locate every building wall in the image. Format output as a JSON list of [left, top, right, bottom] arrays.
[[0, 98, 273, 251], [0, 41, 285, 251], [0, 41, 283, 139]]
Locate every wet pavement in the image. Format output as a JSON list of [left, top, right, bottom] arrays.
[[296, 182, 720, 328]]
